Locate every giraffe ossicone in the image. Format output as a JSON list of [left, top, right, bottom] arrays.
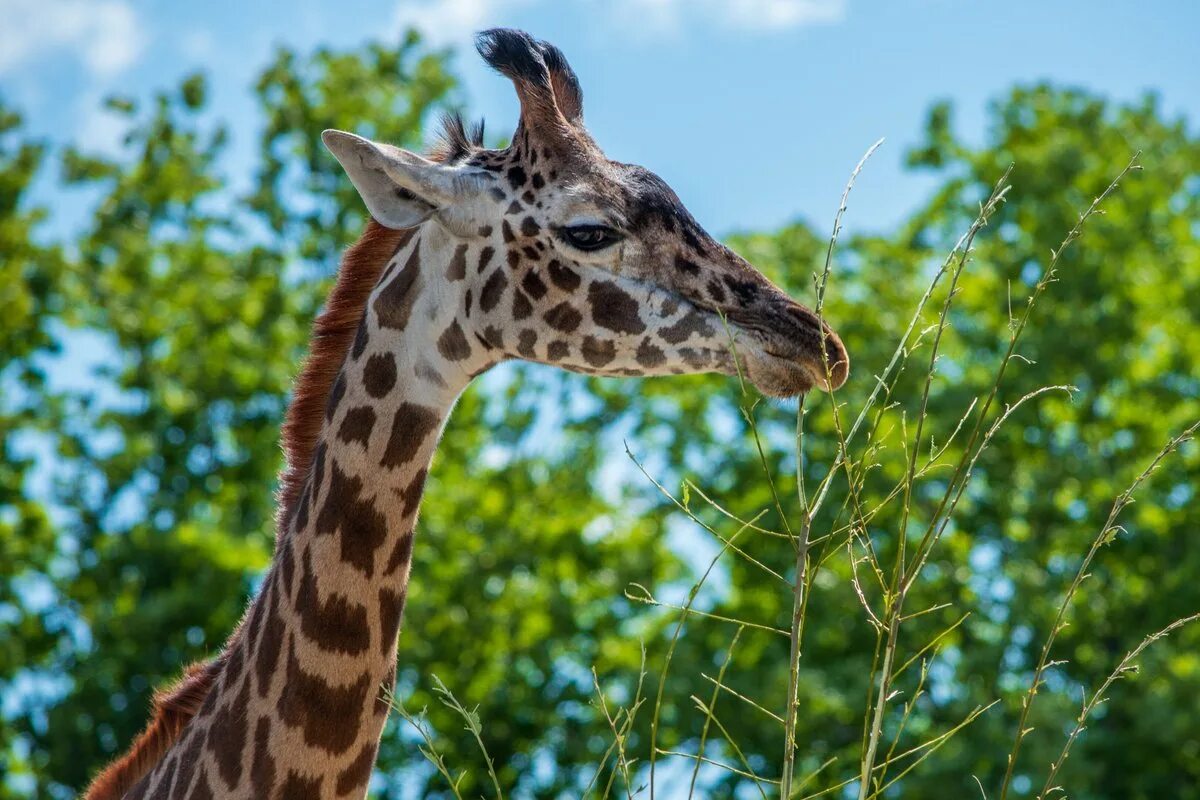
[[87, 28, 848, 800]]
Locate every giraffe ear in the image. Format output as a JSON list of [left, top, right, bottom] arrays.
[[322, 130, 489, 230]]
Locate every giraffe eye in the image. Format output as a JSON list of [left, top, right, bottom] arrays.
[[558, 224, 622, 252]]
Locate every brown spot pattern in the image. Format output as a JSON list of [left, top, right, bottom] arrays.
[[545, 302, 582, 333], [316, 462, 388, 578], [437, 320, 472, 361], [277, 636, 370, 755], [382, 403, 441, 469], [337, 406, 376, 448], [480, 270, 508, 313], [373, 246, 422, 330], [589, 281, 646, 334], [296, 549, 371, 656], [363, 353, 397, 398]]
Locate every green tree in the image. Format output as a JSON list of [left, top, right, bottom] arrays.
[[1, 31, 1198, 800]]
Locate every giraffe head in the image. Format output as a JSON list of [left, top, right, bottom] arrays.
[[323, 28, 848, 398]]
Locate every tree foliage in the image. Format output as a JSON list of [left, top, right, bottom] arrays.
[[0, 32, 1197, 800]]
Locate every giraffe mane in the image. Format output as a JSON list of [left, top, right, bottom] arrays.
[[82, 657, 223, 800], [275, 219, 411, 528], [84, 219, 414, 798]]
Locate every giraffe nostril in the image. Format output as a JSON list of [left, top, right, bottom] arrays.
[[821, 328, 850, 390]]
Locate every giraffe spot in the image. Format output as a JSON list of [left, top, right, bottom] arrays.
[[152, 751, 179, 797], [250, 717, 276, 797], [296, 548, 371, 656], [415, 359, 449, 389], [384, 529, 415, 576], [489, 187, 506, 202], [505, 199, 523, 215], [207, 673, 251, 789], [661, 297, 679, 317], [277, 635, 370, 755], [636, 338, 667, 368], [316, 461, 389, 578], [464, 288, 473, 317], [378, 587, 407, 657], [477, 225, 493, 237], [547, 340, 569, 361], [437, 320, 473, 361], [501, 220, 515, 243], [295, 481, 311, 532], [326, 372, 347, 422], [532, 172, 545, 189], [480, 270, 509, 313], [682, 223, 705, 253], [513, 290, 533, 320], [336, 742, 380, 796], [279, 538, 297, 598], [351, 318, 370, 359], [169, 726, 205, 797], [394, 467, 427, 517], [185, 773, 214, 800], [521, 270, 548, 300], [377, 661, 398, 716], [679, 347, 709, 368], [445, 243, 468, 281], [481, 325, 505, 350], [582, 336, 617, 367], [589, 281, 647, 334], [520, 216, 540, 237], [522, 245, 541, 261], [674, 254, 700, 274], [723, 274, 761, 303], [279, 770, 323, 800], [522, 190, 535, 204], [337, 406, 376, 448], [507, 249, 522, 270], [373, 246, 422, 330], [382, 403, 441, 469], [313, 442, 328, 503], [507, 165, 527, 189], [477, 246, 495, 274], [223, 637, 245, 691], [661, 309, 716, 344], [517, 329, 537, 358], [364, 353, 397, 398], [545, 302, 583, 333], [706, 278, 727, 303], [548, 260, 581, 291], [255, 581, 286, 698]]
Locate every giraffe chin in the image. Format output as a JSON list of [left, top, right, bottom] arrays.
[[741, 348, 834, 399]]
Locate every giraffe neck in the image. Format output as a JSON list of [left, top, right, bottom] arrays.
[[131, 228, 484, 798]]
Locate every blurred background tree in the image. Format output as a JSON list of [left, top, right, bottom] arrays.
[[0, 29, 1197, 800]]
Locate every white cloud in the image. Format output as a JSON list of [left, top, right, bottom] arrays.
[[392, 0, 845, 45], [622, 0, 847, 32], [0, 0, 144, 77], [395, 0, 534, 46]]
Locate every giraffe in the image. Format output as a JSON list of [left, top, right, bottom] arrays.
[[85, 28, 849, 800]]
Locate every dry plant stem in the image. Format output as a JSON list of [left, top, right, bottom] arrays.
[[857, 170, 1014, 800], [1000, 417, 1200, 799], [778, 138, 884, 800], [389, 696, 467, 800], [1038, 612, 1200, 799], [431, 674, 505, 800], [904, 154, 1142, 596], [643, 510, 760, 799], [689, 626, 745, 798]]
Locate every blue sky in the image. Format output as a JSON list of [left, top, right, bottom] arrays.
[[3, 0, 1198, 239]]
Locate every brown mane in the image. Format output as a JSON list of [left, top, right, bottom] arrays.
[[275, 220, 410, 529], [82, 657, 223, 800], [83, 219, 408, 799]]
